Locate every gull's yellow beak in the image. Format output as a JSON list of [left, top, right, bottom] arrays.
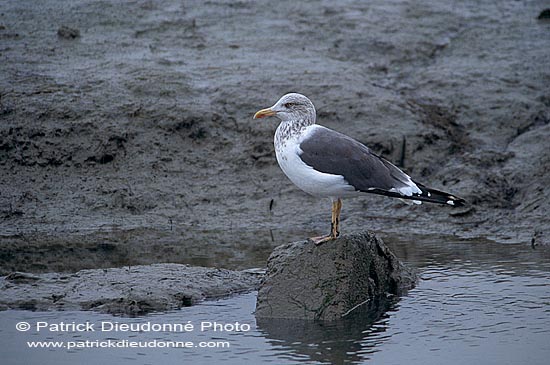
[[253, 107, 277, 119]]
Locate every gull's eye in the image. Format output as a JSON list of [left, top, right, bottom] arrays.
[[283, 102, 295, 108]]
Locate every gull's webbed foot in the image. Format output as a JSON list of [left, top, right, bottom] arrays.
[[309, 235, 332, 245], [309, 232, 339, 245]]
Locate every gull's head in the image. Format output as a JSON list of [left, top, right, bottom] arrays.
[[253, 93, 316, 123]]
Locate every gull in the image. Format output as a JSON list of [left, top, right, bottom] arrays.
[[254, 93, 465, 244]]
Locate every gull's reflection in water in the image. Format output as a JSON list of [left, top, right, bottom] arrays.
[[256, 298, 396, 364]]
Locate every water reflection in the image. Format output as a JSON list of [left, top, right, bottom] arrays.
[[382, 233, 550, 273], [256, 299, 393, 364]]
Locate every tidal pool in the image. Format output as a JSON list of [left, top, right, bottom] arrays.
[[1, 236, 549, 364]]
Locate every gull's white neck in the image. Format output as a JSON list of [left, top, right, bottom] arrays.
[[274, 117, 315, 151]]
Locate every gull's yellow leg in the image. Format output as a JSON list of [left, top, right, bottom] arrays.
[[332, 198, 342, 239], [309, 198, 341, 245]]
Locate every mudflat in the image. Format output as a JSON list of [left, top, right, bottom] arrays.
[[1, 0, 549, 274]]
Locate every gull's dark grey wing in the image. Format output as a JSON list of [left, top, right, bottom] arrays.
[[299, 126, 413, 192], [299, 125, 465, 206]]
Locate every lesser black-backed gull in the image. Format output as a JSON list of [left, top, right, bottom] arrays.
[[254, 93, 465, 244]]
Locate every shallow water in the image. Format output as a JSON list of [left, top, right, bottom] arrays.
[[1, 236, 549, 365]]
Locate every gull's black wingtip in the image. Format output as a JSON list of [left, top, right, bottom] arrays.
[[414, 183, 467, 207], [446, 195, 467, 207]]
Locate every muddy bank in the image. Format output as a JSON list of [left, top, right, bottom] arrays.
[[1, 0, 549, 274], [0, 263, 262, 315]]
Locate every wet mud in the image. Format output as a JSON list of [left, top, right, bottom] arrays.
[[0, 264, 262, 315], [1, 0, 549, 276]]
